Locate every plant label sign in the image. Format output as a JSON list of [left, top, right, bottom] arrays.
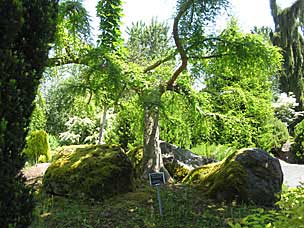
[[149, 172, 165, 186]]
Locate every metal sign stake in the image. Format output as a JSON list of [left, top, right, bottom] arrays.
[[149, 172, 165, 217], [156, 184, 163, 216]]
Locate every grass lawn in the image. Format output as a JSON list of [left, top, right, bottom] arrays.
[[30, 182, 263, 228]]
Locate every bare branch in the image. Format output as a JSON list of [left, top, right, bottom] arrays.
[[166, 0, 193, 89]]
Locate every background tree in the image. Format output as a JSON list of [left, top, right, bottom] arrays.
[[29, 91, 47, 132], [0, 0, 58, 226], [199, 20, 285, 151], [270, 0, 304, 115]]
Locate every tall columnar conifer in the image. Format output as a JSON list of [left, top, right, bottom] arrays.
[[270, 0, 304, 111], [0, 0, 58, 226]]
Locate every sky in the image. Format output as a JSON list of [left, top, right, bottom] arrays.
[[83, 0, 297, 39]]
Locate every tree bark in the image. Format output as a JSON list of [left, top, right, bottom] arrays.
[[142, 99, 172, 181], [141, 0, 191, 182], [98, 105, 107, 144]]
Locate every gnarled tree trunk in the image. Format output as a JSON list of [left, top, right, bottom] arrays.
[[141, 89, 172, 181], [141, 0, 191, 181]]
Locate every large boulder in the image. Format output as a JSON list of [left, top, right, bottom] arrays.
[[127, 141, 216, 181], [43, 144, 134, 200], [160, 141, 216, 181], [183, 148, 283, 206]]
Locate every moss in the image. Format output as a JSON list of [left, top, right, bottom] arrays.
[[183, 149, 248, 202], [126, 145, 191, 181], [165, 161, 190, 182], [126, 146, 144, 178], [43, 144, 134, 201]]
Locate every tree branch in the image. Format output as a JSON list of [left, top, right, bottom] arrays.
[[47, 56, 82, 67], [166, 0, 192, 89], [189, 53, 230, 60], [143, 51, 176, 73]]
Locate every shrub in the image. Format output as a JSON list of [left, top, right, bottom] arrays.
[[228, 184, 304, 228], [257, 118, 289, 152], [293, 120, 304, 162], [48, 134, 60, 151], [23, 130, 51, 164], [59, 116, 98, 145], [273, 92, 299, 126], [105, 99, 143, 151]]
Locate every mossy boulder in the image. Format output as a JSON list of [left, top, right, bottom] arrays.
[[127, 141, 216, 181], [43, 144, 134, 200], [183, 148, 283, 206]]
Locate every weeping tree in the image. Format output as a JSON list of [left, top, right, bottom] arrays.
[[132, 0, 229, 180], [45, 0, 124, 144], [0, 0, 58, 226], [270, 0, 304, 114]]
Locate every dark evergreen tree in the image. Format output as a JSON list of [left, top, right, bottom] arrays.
[[0, 0, 58, 227], [270, 0, 304, 111]]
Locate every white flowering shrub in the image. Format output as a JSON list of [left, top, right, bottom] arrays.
[[59, 116, 99, 145], [273, 92, 299, 125]]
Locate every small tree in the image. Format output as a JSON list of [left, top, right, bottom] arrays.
[[24, 130, 51, 164]]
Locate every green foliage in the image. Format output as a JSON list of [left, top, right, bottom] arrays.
[[262, 117, 289, 151], [191, 142, 236, 161], [57, 0, 91, 42], [59, 116, 98, 145], [0, 0, 58, 226], [125, 18, 175, 90], [24, 130, 51, 164], [160, 91, 194, 148], [105, 97, 143, 151], [126, 19, 173, 66], [270, 0, 304, 110], [96, 0, 123, 51], [293, 120, 304, 162], [48, 134, 60, 151], [29, 91, 47, 132], [195, 20, 283, 151], [51, 0, 92, 65], [178, 0, 229, 52], [229, 184, 304, 228], [45, 75, 97, 136]]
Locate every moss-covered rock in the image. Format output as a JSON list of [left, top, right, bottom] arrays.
[[43, 144, 134, 200], [183, 148, 283, 206], [127, 146, 144, 178]]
